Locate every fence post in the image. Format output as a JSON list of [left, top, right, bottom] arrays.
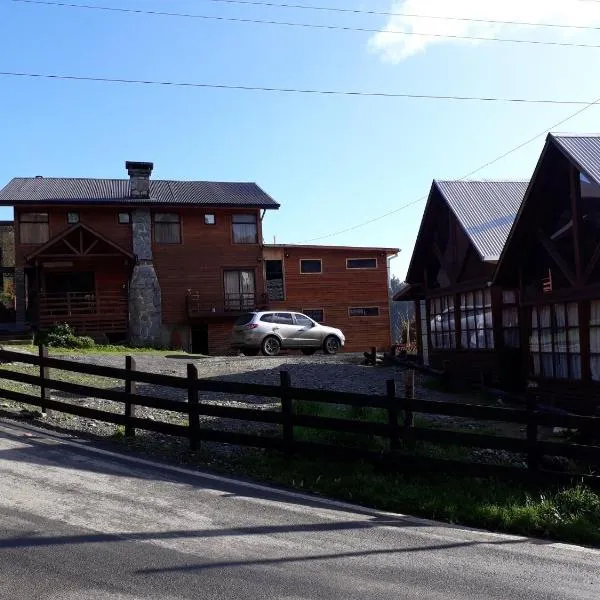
[[124, 356, 137, 437], [39, 345, 49, 415], [386, 379, 399, 452], [187, 363, 200, 451], [527, 394, 539, 474], [280, 371, 293, 455]]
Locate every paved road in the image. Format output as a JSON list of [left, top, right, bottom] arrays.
[[0, 420, 598, 600]]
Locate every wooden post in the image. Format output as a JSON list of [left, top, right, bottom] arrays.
[[187, 363, 200, 451], [124, 356, 137, 437], [280, 371, 293, 455], [370, 346, 377, 366], [527, 394, 539, 474], [403, 370, 415, 428], [39, 345, 49, 415], [386, 379, 399, 452]]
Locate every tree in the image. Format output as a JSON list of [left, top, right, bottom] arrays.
[[389, 276, 415, 344]]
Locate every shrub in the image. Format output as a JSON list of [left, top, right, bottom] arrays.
[[35, 324, 96, 349]]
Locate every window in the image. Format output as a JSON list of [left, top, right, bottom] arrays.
[[429, 295, 456, 349], [67, 212, 79, 225], [118, 212, 130, 224], [530, 303, 580, 380], [265, 259, 284, 301], [223, 270, 255, 311], [19, 212, 49, 245], [295, 314, 314, 327], [232, 214, 258, 244], [204, 214, 215, 225], [349, 307, 379, 317], [346, 258, 377, 269], [153, 213, 181, 244], [460, 289, 494, 350], [590, 301, 600, 381], [274, 312, 294, 324], [502, 290, 520, 348], [302, 309, 324, 323], [300, 259, 322, 274]]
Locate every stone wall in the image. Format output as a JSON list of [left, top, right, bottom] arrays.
[[129, 209, 162, 346]]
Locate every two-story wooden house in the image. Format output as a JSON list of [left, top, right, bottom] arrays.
[[0, 161, 398, 354]]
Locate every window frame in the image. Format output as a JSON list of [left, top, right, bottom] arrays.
[[502, 290, 520, 348], [67, 212, 80, 225], [300, 259, 322, 274], [204, 213, 216, 225], [118, 212, 130, 224], [265, 259, 285, 301], [346, 257, 378, 270], [223, 269, 256, 311], [231, 213, 258, 244], [18, 212, 49, 245], [301, 308, 324, 323], [459, 289, 494, 350], [348, 306, 380, 317], [429, 294, 456, 350], [153, 212, 181, 244]]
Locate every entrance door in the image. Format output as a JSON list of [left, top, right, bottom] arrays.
[[191, 325, 209, 355]]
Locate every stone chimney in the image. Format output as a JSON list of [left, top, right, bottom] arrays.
[[126, 161, 153, 199]]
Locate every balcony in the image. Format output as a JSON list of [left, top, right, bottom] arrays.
[[38, 290, 128, 334], [186, 291, 267, 319]]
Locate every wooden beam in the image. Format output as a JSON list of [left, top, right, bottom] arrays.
[[570, 164, 583, 285], [79, 229, 84, 254], [536, 228, 577, 287], [432, 242, 456, 284], [585, 239, 600, 281], [62, 239, 80, 255], [83, 239, 99, 256]]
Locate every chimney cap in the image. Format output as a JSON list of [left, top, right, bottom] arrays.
[[125, 161, 154, 174]]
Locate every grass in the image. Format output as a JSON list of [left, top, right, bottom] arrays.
[[5, 344, 179, 356], [230, 450, 600, 547]]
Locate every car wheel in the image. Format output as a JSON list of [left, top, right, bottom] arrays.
[[261, 336, 281, 357], [301, 348, 317, 356], [243, 349, 260, 357], [323, 335, 340, 355]]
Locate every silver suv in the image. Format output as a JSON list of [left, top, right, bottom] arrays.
[[231, 311, 346, 356]]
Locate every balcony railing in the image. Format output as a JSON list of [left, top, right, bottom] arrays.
[[187, 291, 266, 317], [38, 290, 128, 333]]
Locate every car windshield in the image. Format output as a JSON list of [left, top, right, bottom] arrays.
[[235, 313, 255, 326]]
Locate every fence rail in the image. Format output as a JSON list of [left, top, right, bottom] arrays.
[[0, 346, 599, 486]]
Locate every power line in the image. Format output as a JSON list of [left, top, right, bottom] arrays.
[[11, 0, 600, 50], [300, 95, 600, 243], [204, 0, 600, 33], [1, 70, 598, 105]]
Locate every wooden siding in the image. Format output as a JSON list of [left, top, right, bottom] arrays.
[[267, 246, 393, 352]]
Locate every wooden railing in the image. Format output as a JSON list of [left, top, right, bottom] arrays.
[[0, 347, 599, 487], [187, 291, 264, 317], [39, 290, 128, 334]]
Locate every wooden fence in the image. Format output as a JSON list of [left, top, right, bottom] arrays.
[[0, 347, 599, 487]]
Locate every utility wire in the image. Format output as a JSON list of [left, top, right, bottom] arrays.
[[203, 0, 600, 32], [0, 70, 597, 105], [11, 0, 600, 49], [300, 96, 600, 243]]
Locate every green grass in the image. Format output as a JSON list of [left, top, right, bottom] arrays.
[[231, 451, 600, 547], [6, 344, 178, 356]]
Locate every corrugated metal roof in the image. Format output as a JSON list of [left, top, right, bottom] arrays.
[[434, 180, 529, 261], [0, 177, 280, 208], [551, 134, 600, 187]]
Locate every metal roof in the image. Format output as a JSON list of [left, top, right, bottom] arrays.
[[434, 179, 529, 262], [0, 177, 280, 208], [551, 134, 600, 187]]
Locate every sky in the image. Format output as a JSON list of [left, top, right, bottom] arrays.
[[2, 0, 600, 281]]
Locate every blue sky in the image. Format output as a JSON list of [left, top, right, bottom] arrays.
[[2, 0, 600, 280]]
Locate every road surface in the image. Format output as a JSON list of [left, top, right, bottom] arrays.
[[0, 420, 598, 599]]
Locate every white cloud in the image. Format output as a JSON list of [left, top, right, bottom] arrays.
[[368, 0, 600, 63]]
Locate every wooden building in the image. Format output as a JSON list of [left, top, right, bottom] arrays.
[[0, 162, 398, 354], [263, 244, 398, 353], [395, 179, 528, 387], [494, 133, 600, 412]]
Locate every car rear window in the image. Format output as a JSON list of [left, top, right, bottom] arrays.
[[235, 313, 255, 326]]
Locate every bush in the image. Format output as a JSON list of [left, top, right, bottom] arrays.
[[35, 324, 96, 349]]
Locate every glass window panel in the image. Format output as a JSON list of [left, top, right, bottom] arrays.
[[484, 308, 493, 328], [591, 356, 600, 382], [461, 330, 468, 348], [484, 288, 492, 307], [467, 310, 476, 329], [555, 304, 566, 328], [555, 354, 569, 379], [570, 355, 582, 380], [540, 329, 553, 353], [541, 354, 554, 377], [475, 290, 484, 308], [486, 329, 495, 349], [591, 326, 600, 352], [532, 307, 538, 327], [591, 301, 600, 326], [529, 330, 540, 352], [460, 294, 467, 310], [567, 302, 579, 326], [502, 307, 519, 327], [568, 328, 580, 353], [540, 306, 551, 328], [502, 290, 517, 304], [504, 329, 520, 348], [553, 330, 567, 353], [532, 353, 541, 376]]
